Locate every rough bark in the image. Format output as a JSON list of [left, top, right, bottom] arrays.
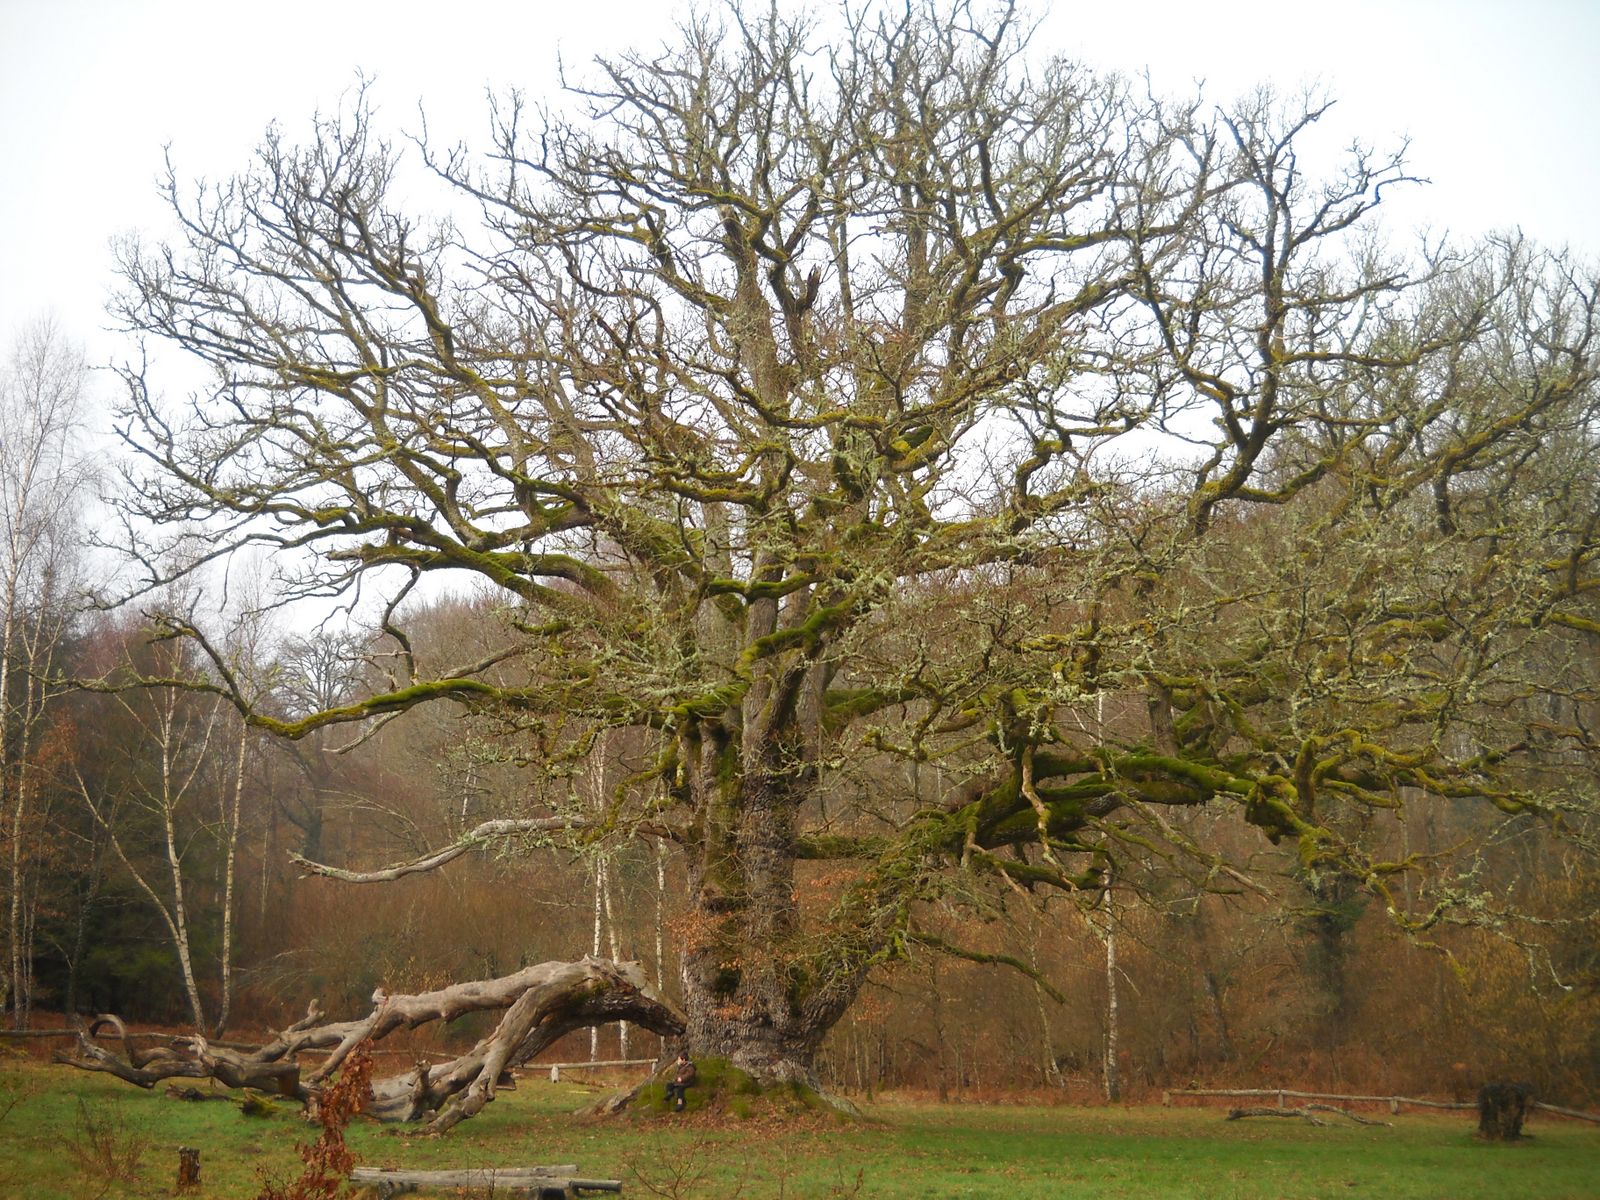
[[1477, 1081, 1534, 1141], [675, 735, 846, 1086], [57, 957, 684, 1133], [175, 1147, 201, 1191]]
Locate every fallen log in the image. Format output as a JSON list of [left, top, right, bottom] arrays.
[[349, 1165, 620, 1197], [1227, 1104, 1392, 1128], [1166, 1087, 1474, 1112], [56, 956, 684, 1133]]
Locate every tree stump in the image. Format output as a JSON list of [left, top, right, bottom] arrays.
[[176, 1146, 201, 1190], [1477, 1081, 1533, 1141]]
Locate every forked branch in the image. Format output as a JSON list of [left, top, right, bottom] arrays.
[[57, 957, 684, 1133]]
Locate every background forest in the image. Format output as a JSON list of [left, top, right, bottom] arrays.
[[4, 567, 1597, 1105]]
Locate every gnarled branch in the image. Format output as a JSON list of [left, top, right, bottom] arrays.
[[57, 957, 684, 1133]]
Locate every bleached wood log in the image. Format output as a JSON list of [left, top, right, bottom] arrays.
[[349, 1165, 621, 1196], [56, 957, 684, 1133]]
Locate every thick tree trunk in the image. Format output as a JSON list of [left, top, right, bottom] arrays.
[[678, 727, 851, 1085], [1477, 1081, 1534, 1141]]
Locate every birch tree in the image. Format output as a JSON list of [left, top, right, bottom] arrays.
[[0, 317, 89, 1026], [77, 633, 230, 1030]]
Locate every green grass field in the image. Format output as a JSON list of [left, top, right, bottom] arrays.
[[3, 1055, 1596, 1199]]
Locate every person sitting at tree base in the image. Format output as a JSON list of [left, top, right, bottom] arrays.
[[664, 1051, 697, 1112]]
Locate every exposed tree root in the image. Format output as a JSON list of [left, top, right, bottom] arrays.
[[580, 1055, 862, 1124], [56, 957, 683, 1133]]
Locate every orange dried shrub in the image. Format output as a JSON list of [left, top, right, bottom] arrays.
[[255, 1043, 375, 1200]]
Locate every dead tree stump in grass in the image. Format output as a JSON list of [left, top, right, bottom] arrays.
[[1477, 1082, 1534, 1141], [175, 1146, 201, 1190]]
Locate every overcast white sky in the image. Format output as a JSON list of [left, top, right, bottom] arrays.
[[2, 0, 1597, 377]]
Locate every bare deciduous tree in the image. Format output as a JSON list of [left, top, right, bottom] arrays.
[[1, 316, 89, 1027], [78, 657, 223, 1030], [101, 0, 1598, 1112]]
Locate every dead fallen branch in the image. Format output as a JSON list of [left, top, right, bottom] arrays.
[[56, 957, 683, 1133], [1169, 1086, 1473, 1112], [1168, 1085, 1600, 1124], [1227, 1104, 1392, 1128], [349, 1165, 621, 1196]]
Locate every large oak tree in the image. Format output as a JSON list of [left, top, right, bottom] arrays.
[[109, 1, 1599, 1093]]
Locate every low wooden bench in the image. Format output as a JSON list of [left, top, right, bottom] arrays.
[[349, 1165, 622, 1198]]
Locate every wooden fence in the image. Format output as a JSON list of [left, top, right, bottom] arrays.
[[0, 1027, 259, 1053], [1163, 1087, 1600, 1124], [542, 1058, 656, 1083]]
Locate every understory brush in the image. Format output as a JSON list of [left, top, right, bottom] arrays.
[[67, 1097, 149, 1200]]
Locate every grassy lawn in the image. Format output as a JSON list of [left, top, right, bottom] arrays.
[[3, 1055, 1596, 1199]]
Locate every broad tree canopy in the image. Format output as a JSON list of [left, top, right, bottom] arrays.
[[108, 1, 1599, 1083]]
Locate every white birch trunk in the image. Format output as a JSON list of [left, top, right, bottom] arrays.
[[1103, 917, 1120, 1101], [654, 840, 666, 992], [11, 664, 47, 1030], [79, 686, 219, 1031], [160, 716, 206, 1030], [2, 585, 21, 1027], [1, 319, 88, 1028], [215, 717, 249, 1035], [599, 859, 627, 1059], [590, 856, 604, 1061]]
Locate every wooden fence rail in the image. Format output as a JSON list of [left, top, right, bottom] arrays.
[[543, 1058, 656, 1083], [1536, 1101, 1600, 1124], [0, 1027, 261, 1052], [1162, 1087, 1600, 1123]]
